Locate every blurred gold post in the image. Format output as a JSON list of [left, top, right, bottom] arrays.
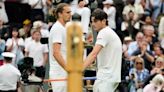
[[66, 21, 84, 92]]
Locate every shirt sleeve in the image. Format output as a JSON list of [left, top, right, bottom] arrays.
[[43, 44, 49, 53], [5, 38, 12, 47], [122, 6, 128, 15], [136, 4, 144, 14], [52, 30, 63, 44], [18, 38, 24, 46], [129, 68, 136, 77], [0, 40, 5, 53], [96, 30, 108, 47]]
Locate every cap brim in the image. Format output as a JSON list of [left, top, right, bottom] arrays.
[[2, 52, 15, 58]]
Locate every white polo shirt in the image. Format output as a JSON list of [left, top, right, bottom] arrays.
[[96, 27, 122, 82], [122, 4, 144, 20], [25, 41, 49, 67], [0, 64, 21, 90], [49, 21, 67, 78]]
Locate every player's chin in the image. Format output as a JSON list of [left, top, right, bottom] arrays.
[[92, 27, 97, 31], [66, 19, 71, 22]]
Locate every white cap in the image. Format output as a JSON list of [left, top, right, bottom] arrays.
[[2, 52, 15, 58], [124, 36, 132, 41], [32, 21, 42, 29], [103, 0, 113, 4]]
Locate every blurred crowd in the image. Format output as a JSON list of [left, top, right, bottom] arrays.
[[0, 0, 164, 92]]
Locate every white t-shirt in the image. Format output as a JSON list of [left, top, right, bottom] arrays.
[[70, 0, 89, 9], [122, 4, 144, 20], [96, 27, 122, 82], [6, 38, 24, 65], [0, 64, 21, 91], [103, 6, 116, 29], [28, 0, 46, 9], [49, 21, 67, 78], [0, 1, 8, 23], [6, 38, 24, 54], [121, 21, 140, 31], [24, 37, 34, 49], [40, 29, 50, 38], [25, 41, 48, 67], [70, 0, 91, 34]]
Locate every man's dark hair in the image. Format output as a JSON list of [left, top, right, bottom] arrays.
[[91, 8, 108, 25], [55, 3, 69, 19], [91, 8, 108, 21], [4, 57, 12, 62]]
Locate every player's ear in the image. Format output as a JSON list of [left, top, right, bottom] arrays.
[[102, 19, 107, 25], [58, 12, 62, 18]]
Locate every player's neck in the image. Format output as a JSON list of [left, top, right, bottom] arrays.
[[58, 19, 66, 26], [101, 25, 107, 30]]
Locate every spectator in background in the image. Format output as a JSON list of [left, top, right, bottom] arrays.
[[32, 20, 50, 38], [121, 10, 140, 40], [0, 35, 5, 66], [149, 0, 163, 23], [0, 0, 9, 23], [158, 16, 164, 49], [103, 0, 116, 30], [25, 30, 48, 79], [45, 0, 57, 23], [140, 15, 153, 26], [122, 36, 133, 78], [113, 0, 124, 31], [122, 0, 144, 25], [129, 57, 150, 92], [151, 57, 164, 75], [142, 25, 158, 50], [128, 32, 145, 56], [6, 27, 24, 67], [123, 36, 133, 59], [143, 74, 164, 92], [97, 0, 105, 9], [70, 0, 88, 12], [135, 0, 155, 16], [131, 40, 154, 71], [70, 0, 91, 35], [141, 25, 154, 37], [0, 18, 10, 41], [28, 0, 47, 21], [19, 19, 32, 39], [152, 43, 164, 59], [24, 28, 35, 49]]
